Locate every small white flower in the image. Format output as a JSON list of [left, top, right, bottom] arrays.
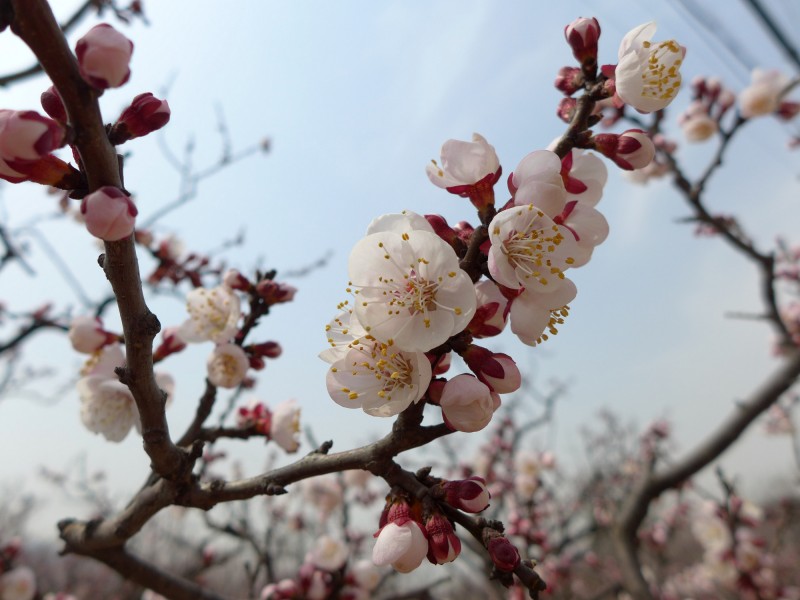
[[178, 285, 241, 344], [616, 21, 684, 113], [488, 204, 577, 292], [307, 535, 349, 571], [739, 68, 792, 118], [349, 229, 476, 352], [326, 336, 431, 417], [68, 315, 110, 354], [270, 399, 300, 453], [509, 278, 577, 346], [206, 343, 249, 388], [426, 133, 499, 189]]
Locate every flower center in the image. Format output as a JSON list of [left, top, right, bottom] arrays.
[[500, 209, 571, 287], [641, 40, 682, 102]]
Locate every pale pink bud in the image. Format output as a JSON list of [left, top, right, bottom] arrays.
[[206, 343, 249, 388], [442, 476, 490, 513], [439, 373, 500, 433], [593, 129, 655, 170], [487, 536, 520, 572], [564, 17, 601, 65], [40, 86, 67, 122], [109, 93, 170, 143], [75, 24, 133, 89], [80, 186, 138, 241], [372, 521, 429, 573], [425, 513, 461, 564], [68, 315, 115, 353], [223, 268, 251, 291], [0, 109, 64, 163]]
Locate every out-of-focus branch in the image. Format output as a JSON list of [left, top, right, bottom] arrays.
[[10, 0, 190, 481], [70, 546, 225, 600], [0, 0, 99, 87], [613, 349, 800, 600], [0, 315, 67, 355]]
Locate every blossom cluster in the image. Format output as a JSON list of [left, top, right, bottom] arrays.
[[0, 23, 170, 240]]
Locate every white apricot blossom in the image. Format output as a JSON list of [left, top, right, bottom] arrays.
[[78, 365, 173, 443], [425, 132, 499, 189], [488, 204, 577, 293], [326, 335, 432, 417], [178, 284, 241, 344], [510, 150, 566, 217], [739, 68, 793, 118], [509, 277, 577, 346], [307, 536, 349, 571], [349, 229, 476, 352], [615, 21, 684, 113], [366, 209, 434, 236], [270, 399, 300, 452], [206, 343, 249, 388], [563, 150, 608, 207]]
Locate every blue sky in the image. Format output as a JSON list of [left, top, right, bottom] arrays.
[[1, 0, 799, 534]]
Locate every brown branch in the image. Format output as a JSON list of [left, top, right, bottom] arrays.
[[0, 316, 67, 355], [10, 0, 190, 481]]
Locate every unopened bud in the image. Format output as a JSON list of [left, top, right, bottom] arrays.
[[75, 24, 134, 89], [80, 186, 137, 241], [564, 17, 601, 67], [109, 92, 170, 144]]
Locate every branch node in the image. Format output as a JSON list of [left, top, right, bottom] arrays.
[[313, 440, 333, 455], [265, 483, 287, 495]]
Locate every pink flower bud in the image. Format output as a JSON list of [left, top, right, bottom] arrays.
[[439, 373, 500, 433], [75, 24, 134, 89], [206, 343, 249, 388], [372, 521, 429, 573], [564, 17, 601, 65], [41, 86, 67, 122], [80, 186, 138, 241], [256, 280, 297, 305], [554, 66, 584, 96], [557, 97, 578, 123], [442, 476, 490, 513], [68, 315, 116, 354], [250, 341, 282, 358], [487, 536, 520, 572], [425, 513, 461, 564], [593, 129, 655, 170], [462, 345, 521, 394], [109, 93, 170, 143], [0, 109, 64, 163], [1, 153, 81, 188]]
